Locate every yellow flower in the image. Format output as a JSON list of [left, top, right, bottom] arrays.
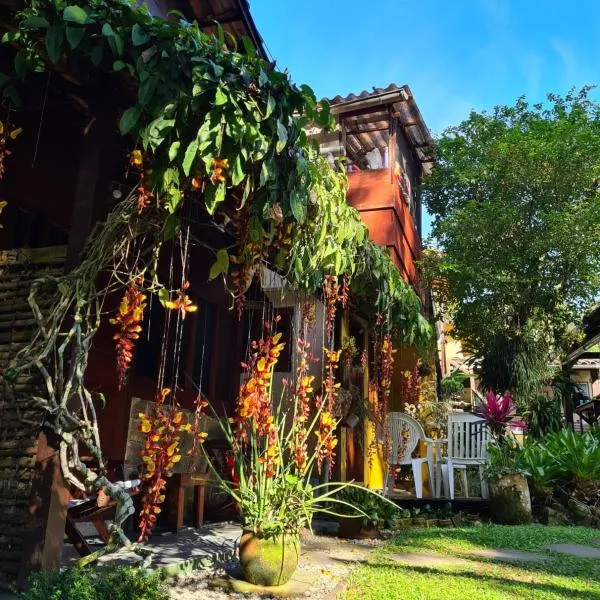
[[130, 150, 143, 167]]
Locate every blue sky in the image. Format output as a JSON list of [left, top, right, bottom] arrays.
[[250, 0, 600, 237]]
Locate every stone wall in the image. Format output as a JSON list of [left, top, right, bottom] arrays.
[[0, 246, 66, 590]]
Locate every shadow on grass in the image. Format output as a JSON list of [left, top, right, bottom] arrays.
[[357, 561, 600, 600]]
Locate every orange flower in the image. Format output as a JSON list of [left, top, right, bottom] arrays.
[[138, 388, 191, 541], [163, 283, 199, 319], [110, 278, 147, 390], [210, 157, 229, 184]]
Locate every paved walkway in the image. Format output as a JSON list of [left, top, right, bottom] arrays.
[[545, 543, 600, 559], [63, 521, 240, 574]]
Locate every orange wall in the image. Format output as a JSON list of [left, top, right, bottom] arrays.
[[346, 169, 422, 288]]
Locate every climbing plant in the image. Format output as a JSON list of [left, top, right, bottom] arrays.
[[0, 0, 431, 555]]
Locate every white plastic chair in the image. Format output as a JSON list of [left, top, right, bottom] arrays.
[[383, 412, 434, 499], [437, 411, 490, 499]]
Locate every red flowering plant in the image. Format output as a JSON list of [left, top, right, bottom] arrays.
[[196, 316, 389, 540], [479, 390, 516, 441], [479, 390, 527, 480]]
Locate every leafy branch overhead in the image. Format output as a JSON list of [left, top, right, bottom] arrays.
[[4, 0, 429, 344], [423, 89, 600, 395]]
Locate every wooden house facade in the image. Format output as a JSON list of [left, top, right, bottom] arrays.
[[0, 4, 433, 592]]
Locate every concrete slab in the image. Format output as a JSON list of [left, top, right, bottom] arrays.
[[545, 543, 600, 559], [389, 552, 471, 568], [209, 569, 313, 598], [0, 592, 18, 600], [467, 548, 545, 562], [63, 521, 241, 574]]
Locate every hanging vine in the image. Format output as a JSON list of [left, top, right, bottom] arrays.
[[0, 0, 433, 556]]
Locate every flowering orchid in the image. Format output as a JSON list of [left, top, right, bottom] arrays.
[[479, 390, 516, 440]]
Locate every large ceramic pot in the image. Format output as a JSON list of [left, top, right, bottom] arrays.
[[489, 473, 532, 525], [238, 531, 300, 587]]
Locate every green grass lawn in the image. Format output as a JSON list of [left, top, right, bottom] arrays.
[[342, 525, 600, 600]]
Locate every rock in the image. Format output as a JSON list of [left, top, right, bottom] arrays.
[[540, 506, 569, 526], [567, 499, 593, 526]]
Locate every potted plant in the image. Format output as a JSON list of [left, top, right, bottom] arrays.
[[336, 487, 399, 538], [480, 391, 532, 525], [198, 322, 391, 587]]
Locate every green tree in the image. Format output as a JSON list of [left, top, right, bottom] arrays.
[[423, 89, 600, 401]]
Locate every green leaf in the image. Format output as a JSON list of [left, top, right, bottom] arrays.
[[289, 192, 306, 223], [119, 106, 141, 135], [265, 94, 276, 119], [158, 287, 170, 306], [182, 139, 199, 176], [168, 141, 181, 162], [65, 26, 86, 49], [112, 59, 126, 71], [90, 45, 103, 67], [13, 51, 28, 80], [101, 22, 114, 37], [3, 85, 20, 108], [63, 5, 89, 25], [163, 214, 181, 241], [276, 120, 288, 153], [138, 76, 157, 106], [204, 182, 225, 213], [214, 87, 228, 106], [131, 23, 150, 46], [21, 16, 50, 29], [2, 31, 21, 44], [45, 25, 64, 65], [209, 249, 229, 280], [231, 155, 245, 186], [108, 32, 124, 55]]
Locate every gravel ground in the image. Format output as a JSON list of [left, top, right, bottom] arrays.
[[168, 530, 383, 599]]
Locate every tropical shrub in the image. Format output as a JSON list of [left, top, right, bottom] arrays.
[[335, 487, 399, 529], [484, 435, 528, 479], [21, 566, 168, 600], [521, 394, 563, 439]]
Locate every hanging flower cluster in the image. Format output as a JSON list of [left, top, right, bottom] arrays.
[[191, 392, 209, 454], [229, 206, 267, 319], [110, 277, 147, 390], [315, 410, 338, 475], [323, 275, 341, 342], [0, 120, 22, 181], [138, 388, 191, 541], [399, 365, 421, 411], [290, 336, 314, 475], [129, 150, 154, 214], [377, 334, 395, 462], [235, 323, 285, 442], [316, 347, 341, 474]]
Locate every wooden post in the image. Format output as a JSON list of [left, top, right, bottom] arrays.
[[388, 106, 396, 184], [17, 430, 70, 589], [66, 88, 117, 268]]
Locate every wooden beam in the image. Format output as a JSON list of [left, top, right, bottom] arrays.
[[346, 125, 389, 135], [389, 106, 396, 183]]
